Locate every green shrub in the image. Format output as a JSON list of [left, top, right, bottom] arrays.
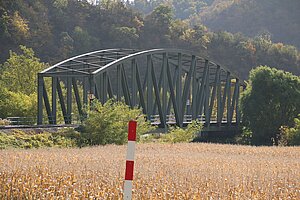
[[81, 100, 154, 146], [0, 130, 77, 149], [161, 120, 203, 143], [0, 87, 37, 119], [279, 116, 300, 146], [235, 127, 252, 145]]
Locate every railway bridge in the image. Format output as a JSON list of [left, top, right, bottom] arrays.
[[37, 49, 246, 131]]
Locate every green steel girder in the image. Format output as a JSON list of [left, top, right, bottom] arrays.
[[38, 49, 246, 128]]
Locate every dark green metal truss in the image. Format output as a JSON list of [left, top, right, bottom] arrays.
[[38, 49, 246, 128]]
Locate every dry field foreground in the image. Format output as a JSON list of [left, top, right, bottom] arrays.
[[0, 143, 299, 199]]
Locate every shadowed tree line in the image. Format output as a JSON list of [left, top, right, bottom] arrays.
[[128, 0, 300, 49], [0, 0, 299, 79]]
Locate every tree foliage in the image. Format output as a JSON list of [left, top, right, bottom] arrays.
[[279, 115, 300, 146], [0, 88, 36, 119], [0, 45, 47, 95], [129, 0, 300, 49], [81, 100, 154, 145], [0, 46, 47, 118], [200, 0, 300, 49], [161, 120, 203, 143], [0, 0, 299, 79], [0, 129, 77, 149], [240, 66, 300, 145]]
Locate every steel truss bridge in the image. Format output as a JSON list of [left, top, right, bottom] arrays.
[[38, 49, 246, 130]]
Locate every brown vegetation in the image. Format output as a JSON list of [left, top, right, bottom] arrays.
[[0, 143, 299, 199]]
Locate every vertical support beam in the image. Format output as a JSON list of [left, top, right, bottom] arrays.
[[72, 78, 83, 117], [57, 78, 67, 124], [42, 82, 52, 124], [103, 71, 108, 103], [166, 67, 178, 115], [43, 85, 52, 124], [196, 60, 209, 119], [162, 53, 167, 127], [208, 66, 220, 123], [52, 77, 57, 124], [226, 76, 232, 126], [107, 74, 114, 99], [220, 72, 230, 125], [176, 53, 182, 115], [136, 65, 146, 114], [204, 66, 210, 126], [66, 77, 72, 124], [176, 53, 183, 126], [236, 82, 241, 125], [147, 55, 153, 120], [152, 64, 164, 114], [121, 65, 132, 107], [167, 60, 180, 126], [37, 74, 44, 125], [151, 59, 164, 126], [99, 73, 103, 103], [89, 75, 96, 104], [94, 77, 100, 100], [57, 79, 68, 124], [117, 64, 122, 101], [230, 79, 239, 124], [142, 65, 148, 92], [191, 59, 198, 119], [131, 59, 137, 106], [181, 55, 196, 124], [83, 77, 88, 106], [217, 72, 222, 126]]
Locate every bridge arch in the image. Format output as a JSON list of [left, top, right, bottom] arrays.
[[38, 49, 246, 128]]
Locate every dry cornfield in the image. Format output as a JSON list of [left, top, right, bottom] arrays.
[[0, 143, 299, 199]]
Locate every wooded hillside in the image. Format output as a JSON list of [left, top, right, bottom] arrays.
[[129, 0, 300, 49], [0, 0, 299, 79], [200, 0, 300, 49]]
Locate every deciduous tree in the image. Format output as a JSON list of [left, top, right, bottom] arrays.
[[240, 66, 300, 145], [0, 45, 47, 95]]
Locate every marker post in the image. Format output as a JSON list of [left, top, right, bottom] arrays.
[[123, 120, 137, 200]]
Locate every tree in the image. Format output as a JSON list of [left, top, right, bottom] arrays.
[[72, 26, 98, 54], [279, 115, 300, 146], [111, 26, 139, 48], [0, 88, 36, 119], [81, 100, 154, 145], [141, 4, 173, 47], [240, 66, 300, 145], [0, 45, 48, 95], [59, 32, 74, 59]]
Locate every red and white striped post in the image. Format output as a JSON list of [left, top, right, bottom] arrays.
[[124, 120, 137, 200]]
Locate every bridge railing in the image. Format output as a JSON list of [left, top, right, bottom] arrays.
[[150, 115, 236, 125], [6, 117, 37, 125], [4, 114, 83, 126]]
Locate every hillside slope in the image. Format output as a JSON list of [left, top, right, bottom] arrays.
[[201, 0, 300, 48]]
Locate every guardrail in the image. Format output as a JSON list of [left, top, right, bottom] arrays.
[[2, 114, 237, 127], [150, 115, 237, 125], [6, 117, 36, 125], [3, 115, 83, 126]]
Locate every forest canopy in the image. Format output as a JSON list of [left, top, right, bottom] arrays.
[[0, 0, 299, 79]]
